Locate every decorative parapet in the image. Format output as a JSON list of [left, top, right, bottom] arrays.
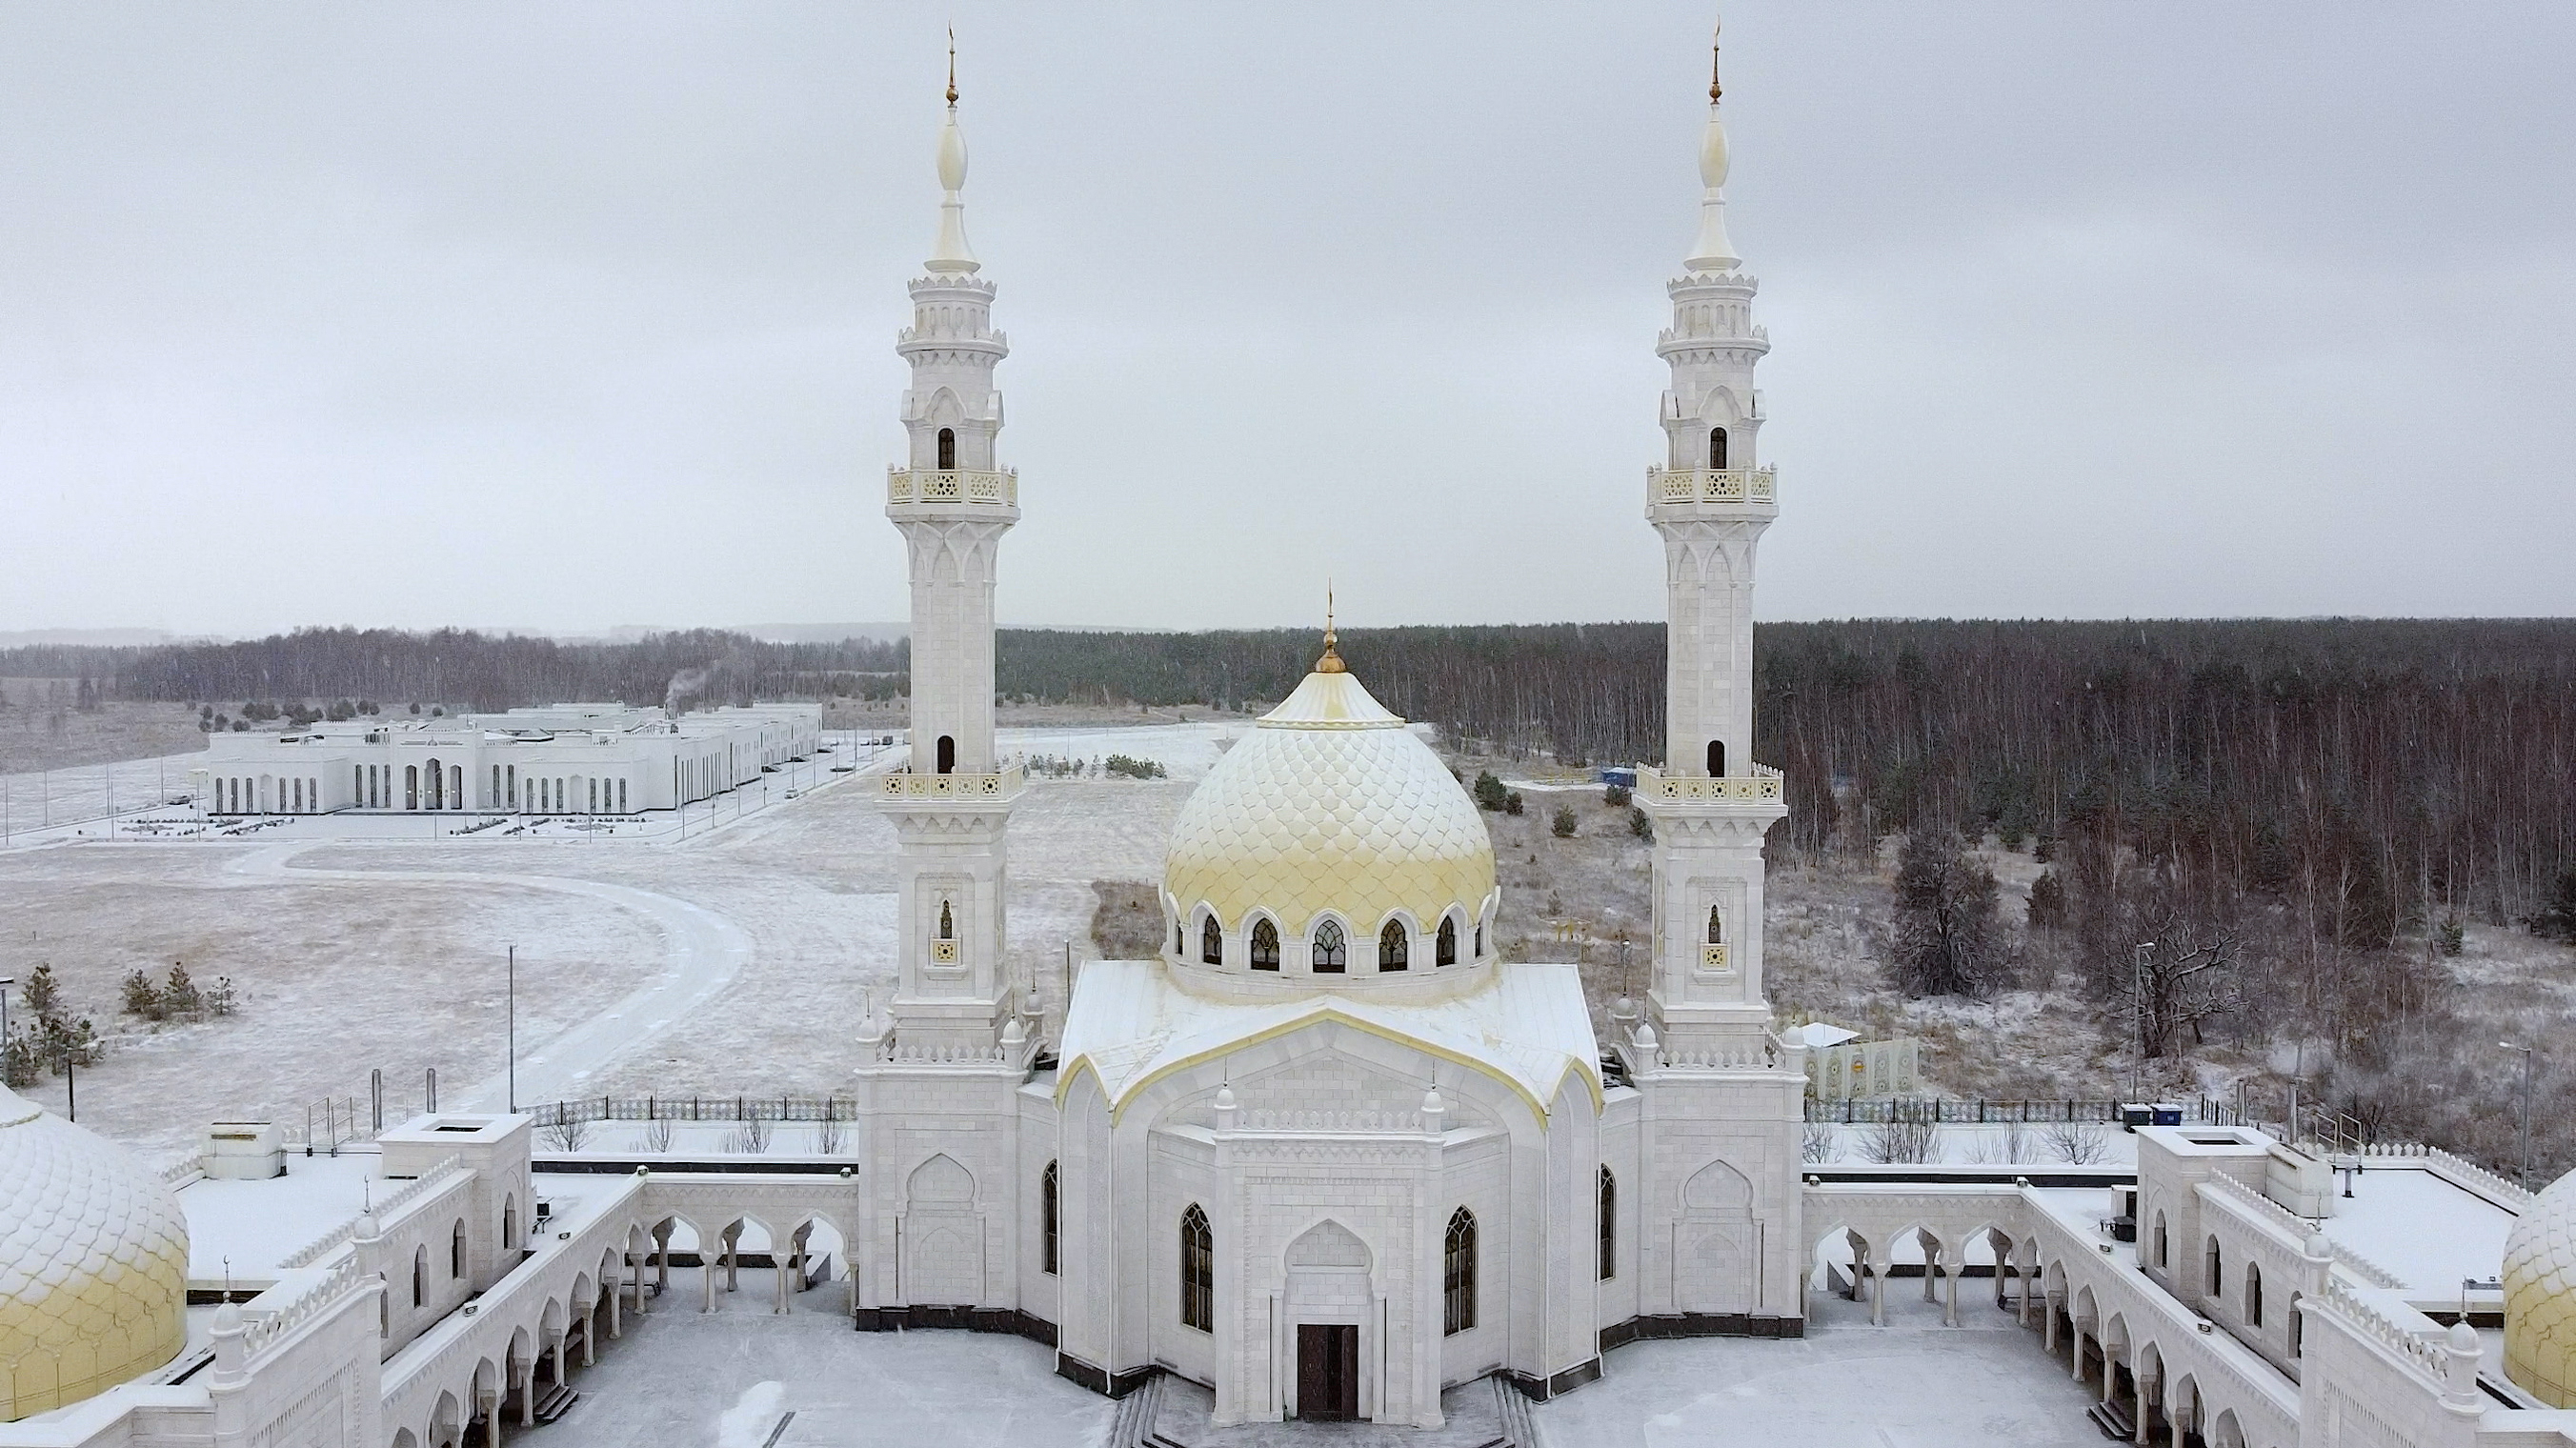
[[242, 1257, 368, 1359], [1234, 1109, 1426, 1134], [1638, 1037, 1786, 1073], [2197, 1172, 2405, 1289], [2362, 1141, 2538, 1210], [1635, 763, 1784, 803], [887, 467, 1017, 506], [2312, 1276, 2450, 1386], [1649, 466, 1777, 508], [879, 761, 1024, 800], [275, 1156, 466, 1270]]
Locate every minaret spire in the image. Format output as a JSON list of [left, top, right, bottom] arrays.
[[1317, 583, 1346, 673], [1686, 16, 1740, 273], [928, 26, 978, 274]]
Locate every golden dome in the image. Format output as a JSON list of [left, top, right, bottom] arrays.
[[1162, 667, 1496, 976], [1, 1083, 189, 1421], [2506, 1168, 2576, 1404]]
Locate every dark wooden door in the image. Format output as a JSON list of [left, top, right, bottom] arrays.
[[1297, 1323, 1358, 1421]]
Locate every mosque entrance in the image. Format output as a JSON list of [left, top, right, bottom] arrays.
[[1296, 1323, 1358, 1421]]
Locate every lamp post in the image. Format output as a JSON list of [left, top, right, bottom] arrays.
[[507, 945, 517, 1115], [0, 976, 13, 1088], [2502, 1041, 2536, 1188]]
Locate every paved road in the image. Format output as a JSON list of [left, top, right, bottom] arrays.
[[226, 843, 755, 1112]]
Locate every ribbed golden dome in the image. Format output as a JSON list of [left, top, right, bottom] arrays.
[[1, 1083, 189, 1421], [1162, 668, 1495, 963], [2506, 1168, 2576, 1404]]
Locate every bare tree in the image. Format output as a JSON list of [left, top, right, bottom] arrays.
[[2041, 1118, 2109, 1165], [641, 1115, 674, 1153], [541, 1116, 590, 1153], [1860, 1105, 1942, 1164], [1801, 1120, 1841, 1164], [2115, 909, 2248, 1059]]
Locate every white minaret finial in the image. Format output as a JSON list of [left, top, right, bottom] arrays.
[[1685, 19, 1740, 273], [928, 27, 979, 274]]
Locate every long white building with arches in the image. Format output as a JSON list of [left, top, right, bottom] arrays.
[[189, 704, 819, 818], [16, 29, 2576, 1448]]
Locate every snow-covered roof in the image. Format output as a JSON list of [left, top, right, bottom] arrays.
[[1781, 1021, 1861, 1050], [1056, 958, 1601, 1122]]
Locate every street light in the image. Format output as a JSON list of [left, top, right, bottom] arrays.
[[2502, 1040, 2536, 1188], [0, 976, 13, 1089]]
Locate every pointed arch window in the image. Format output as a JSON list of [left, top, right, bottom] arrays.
[[1311, 918, 1346, 973], [1041, 1161, 1060, 1276], [1709, 426, 1728, 470], [1707, 907, 1723, 945], [1249, 918, 1280, 970], [2205, 1237, 2224, 1297], [2245, 1262, 2264, 1328], [413, 1246, 427, 1308], [1202, 914, 1223, 965], [1598, 1168, 1617, 1281], [452, 1219, 467, 1278], [1436, 915, 1459, 967], [936, 427, 956, 470], [936, 735, 956, 774], [1706, 740, 1725, 777], [1443, 1208, 1478, 1335], [1379, 920, 1409, 972], [938, 900, 954, 939], [1179, 1204, 1213, 1331]]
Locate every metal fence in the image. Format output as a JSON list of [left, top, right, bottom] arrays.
[[1805, 1096, 2244, 1126], [526, 1094, 856, 1127]]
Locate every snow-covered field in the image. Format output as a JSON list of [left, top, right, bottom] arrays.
[[1, 722, 1217, 1164]]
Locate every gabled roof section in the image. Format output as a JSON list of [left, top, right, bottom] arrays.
[[1056, 959, 1601, 1123]]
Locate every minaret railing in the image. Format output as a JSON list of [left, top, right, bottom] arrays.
[[887, 467, 1017, 506], [1634, 762, 1783, 802], [1648, 465, 1776, 506]]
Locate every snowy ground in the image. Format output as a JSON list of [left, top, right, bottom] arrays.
[[1537, 1287, 2102, 1448], [1, 723, 1218, 1164], [546, 1274, 1113, 1448]]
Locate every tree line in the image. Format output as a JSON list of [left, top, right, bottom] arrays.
[[13, 615, 2572, 926]]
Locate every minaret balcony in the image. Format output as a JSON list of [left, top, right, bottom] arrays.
[[1649, 466, 1776, 509], [1633, 762, 1783, 804], [880, 758, 1025, 801], [888, 467, 1018, 507]]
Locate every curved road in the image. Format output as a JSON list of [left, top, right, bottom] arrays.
[[227, 843, 755, 1113]]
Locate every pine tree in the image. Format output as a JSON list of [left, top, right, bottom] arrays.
[[1890, 830, 2006, 998], [20, 964, 62, 1024], [2533, 869, 2576, 944], [2026, 868, 2068, 932], [122, 969, 164, 1019], [162, 963, 201, 1017]]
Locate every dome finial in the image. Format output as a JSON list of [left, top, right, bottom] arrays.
[[1317, 582, 1347, 674], [1710, 16, 1722, 103], [926, 28, 978, 273], [1685, 13, 1741, 272], [946, 24, 958, 107]]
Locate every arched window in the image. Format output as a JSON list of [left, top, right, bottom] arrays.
[[426, 757, 443, 809], [2245, 1262, 2264, 1328], [504, 1197, 518, 1251], [452, 1219, 467, 1278], [1379, 920, 1409, 972], [452, 765, 462, 808], [1598, 1169, 1617, 1281], [1709, 426, 1728, 470], [2289, 1295, 2304, 1357], [1476, 922, 1485, 955], [1250, 918, 1280, 970], [1041, 1161, 1060, 1276], [1436, 915, 1459, 967], [405, 765, 419, 811], [413, 1247, 427, 1308], [1201, 914, 1223, 965], [1179, 1204, 1213, 1331], [2205, 1237, 2223, 1297], [936, 735, 956, 774], [1706, 739, 1725, 776], [938, 900, 954, 940], [1443, 1208, 1478, 1335], [1311, 918, 1346, 973], [936, 427, 957, 470], [2153, 1212, 2168, 1269], [1707, 907, 1723, 945]]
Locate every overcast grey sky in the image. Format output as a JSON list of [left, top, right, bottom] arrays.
[[2, 3, 2570, 639]]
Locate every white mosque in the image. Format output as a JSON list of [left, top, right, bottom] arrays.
[[9, 30, 2576, 1448]]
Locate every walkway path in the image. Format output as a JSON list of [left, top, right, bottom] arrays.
[[226, 842, 755, 1112]]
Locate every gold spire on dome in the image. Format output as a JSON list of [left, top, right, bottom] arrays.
[[1316, 585, 1347, 673], [946, 25, 958, 106], [1709, 17, 1722, 103]]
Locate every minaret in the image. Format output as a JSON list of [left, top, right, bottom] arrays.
[[879, 48, 1025, 1055], [1636, 22, 1787, 1057]]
